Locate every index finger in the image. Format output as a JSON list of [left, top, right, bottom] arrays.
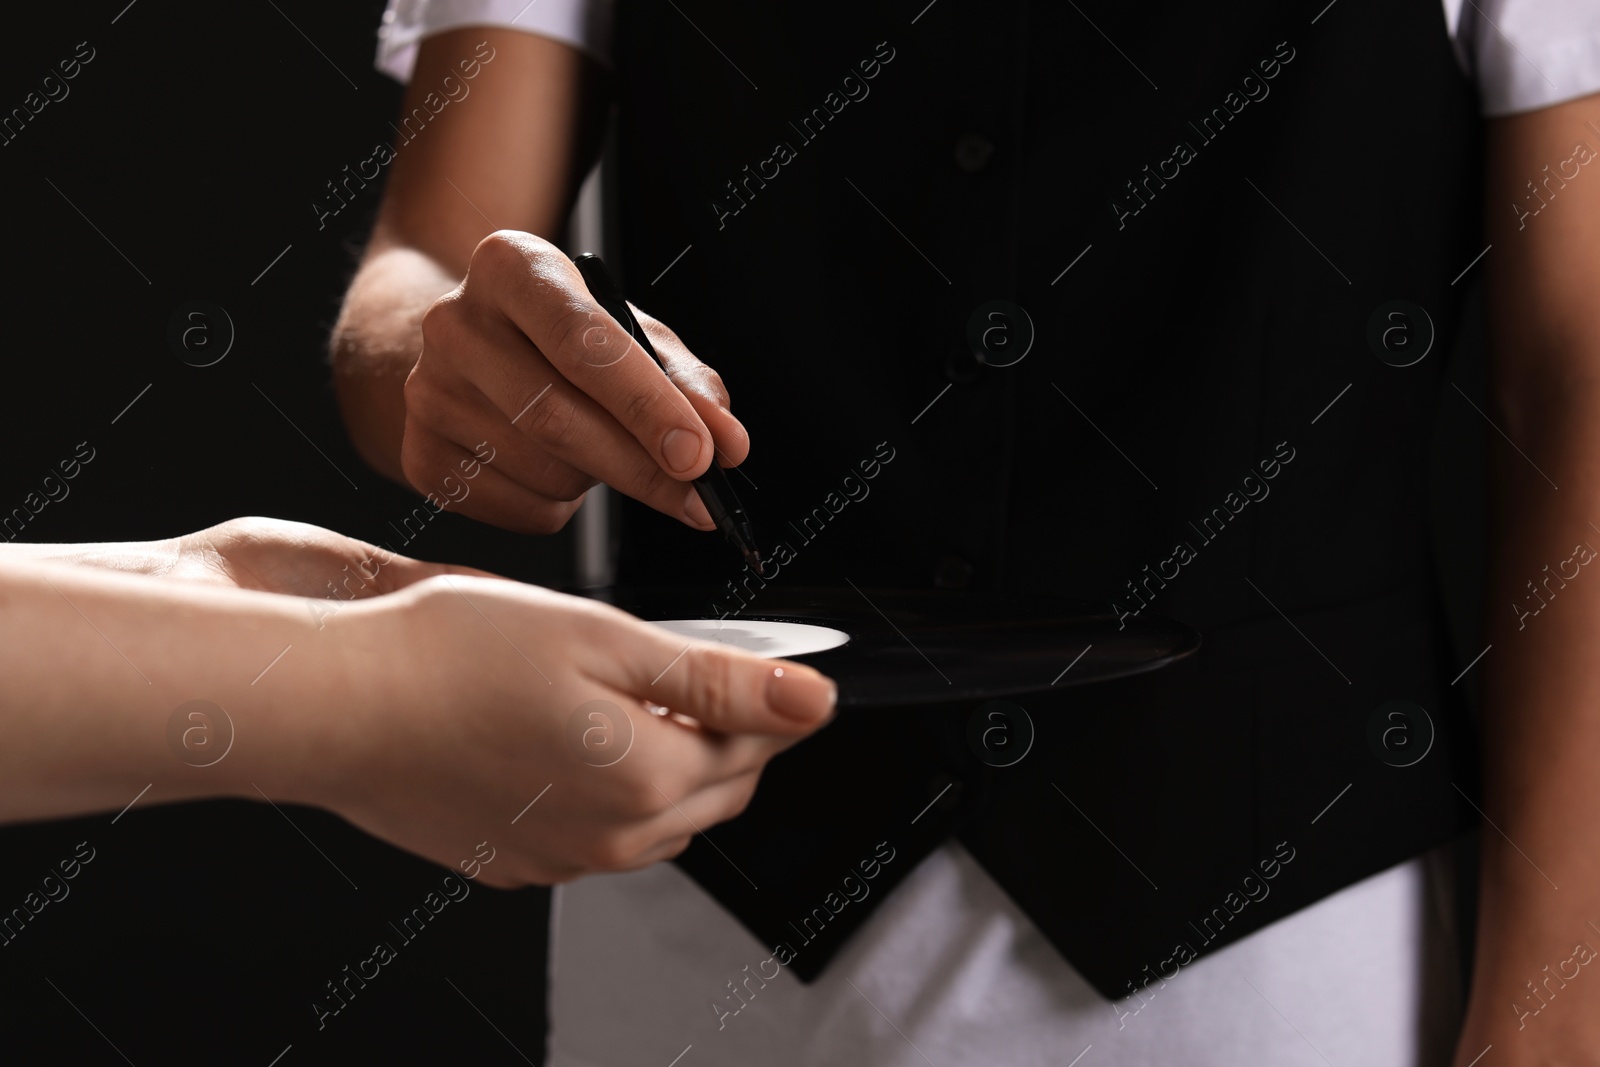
[[477, 233, 716, 481]]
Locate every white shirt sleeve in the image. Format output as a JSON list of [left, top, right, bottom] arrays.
[[1445, 0, 1600, 114], [376, 0, 614, 82]]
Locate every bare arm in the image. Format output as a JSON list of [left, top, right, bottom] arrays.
[[0, 525, 834, 884], [330, 28, 748, 533], [1454, 92, 1600, 1061], [331, 28, 605, 480]]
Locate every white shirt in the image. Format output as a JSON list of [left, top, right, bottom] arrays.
[[374, 2, 1600, 1063]]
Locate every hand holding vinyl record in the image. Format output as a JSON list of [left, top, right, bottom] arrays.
[[318, 576, 837, 888]]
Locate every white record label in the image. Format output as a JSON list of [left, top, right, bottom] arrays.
[[648, 619, 850, 659]]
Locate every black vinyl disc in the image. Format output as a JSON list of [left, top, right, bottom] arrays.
[[581, 586, 1199, 709]]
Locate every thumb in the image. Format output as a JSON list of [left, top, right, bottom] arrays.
[[604, 623, 837, 735]]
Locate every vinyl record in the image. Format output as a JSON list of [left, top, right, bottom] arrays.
[[582, 586, 1199, 709]]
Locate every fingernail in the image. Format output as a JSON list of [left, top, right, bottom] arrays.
[[766, 664, 837, 723], [662, 428, 703, 474], [683, 489, 714, 529]]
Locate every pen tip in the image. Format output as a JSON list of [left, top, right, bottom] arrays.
[[744, 549, 765, 575]]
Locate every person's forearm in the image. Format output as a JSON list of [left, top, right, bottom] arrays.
[[1451, 98, 1600, 1061], [330, 241, 462, 484], [1471, 383, 1600, 1036], [327, 28, 609, 490], [0, 555, 347, 824], [0, 537, 182, 576]]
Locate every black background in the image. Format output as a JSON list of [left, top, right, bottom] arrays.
[[1, 3, 562, 1063]]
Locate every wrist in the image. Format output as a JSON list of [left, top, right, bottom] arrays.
[[94, 572, 379, 817], [244, 590, 412, 818]]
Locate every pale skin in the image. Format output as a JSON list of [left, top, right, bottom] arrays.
[[328, 23, 1600, 1062], [0, 518, 835, 888]]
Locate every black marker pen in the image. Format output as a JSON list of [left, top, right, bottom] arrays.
[[572, 253, 765, 575]]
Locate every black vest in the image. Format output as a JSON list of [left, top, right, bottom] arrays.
[[609, 0, 1482, 999]]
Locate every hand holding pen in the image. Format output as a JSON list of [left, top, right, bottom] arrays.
[[394, 231, 754, 539]]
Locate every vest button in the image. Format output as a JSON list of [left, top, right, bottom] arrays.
[[933, 554, 973, 589], [954, 133, 995, 173]]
